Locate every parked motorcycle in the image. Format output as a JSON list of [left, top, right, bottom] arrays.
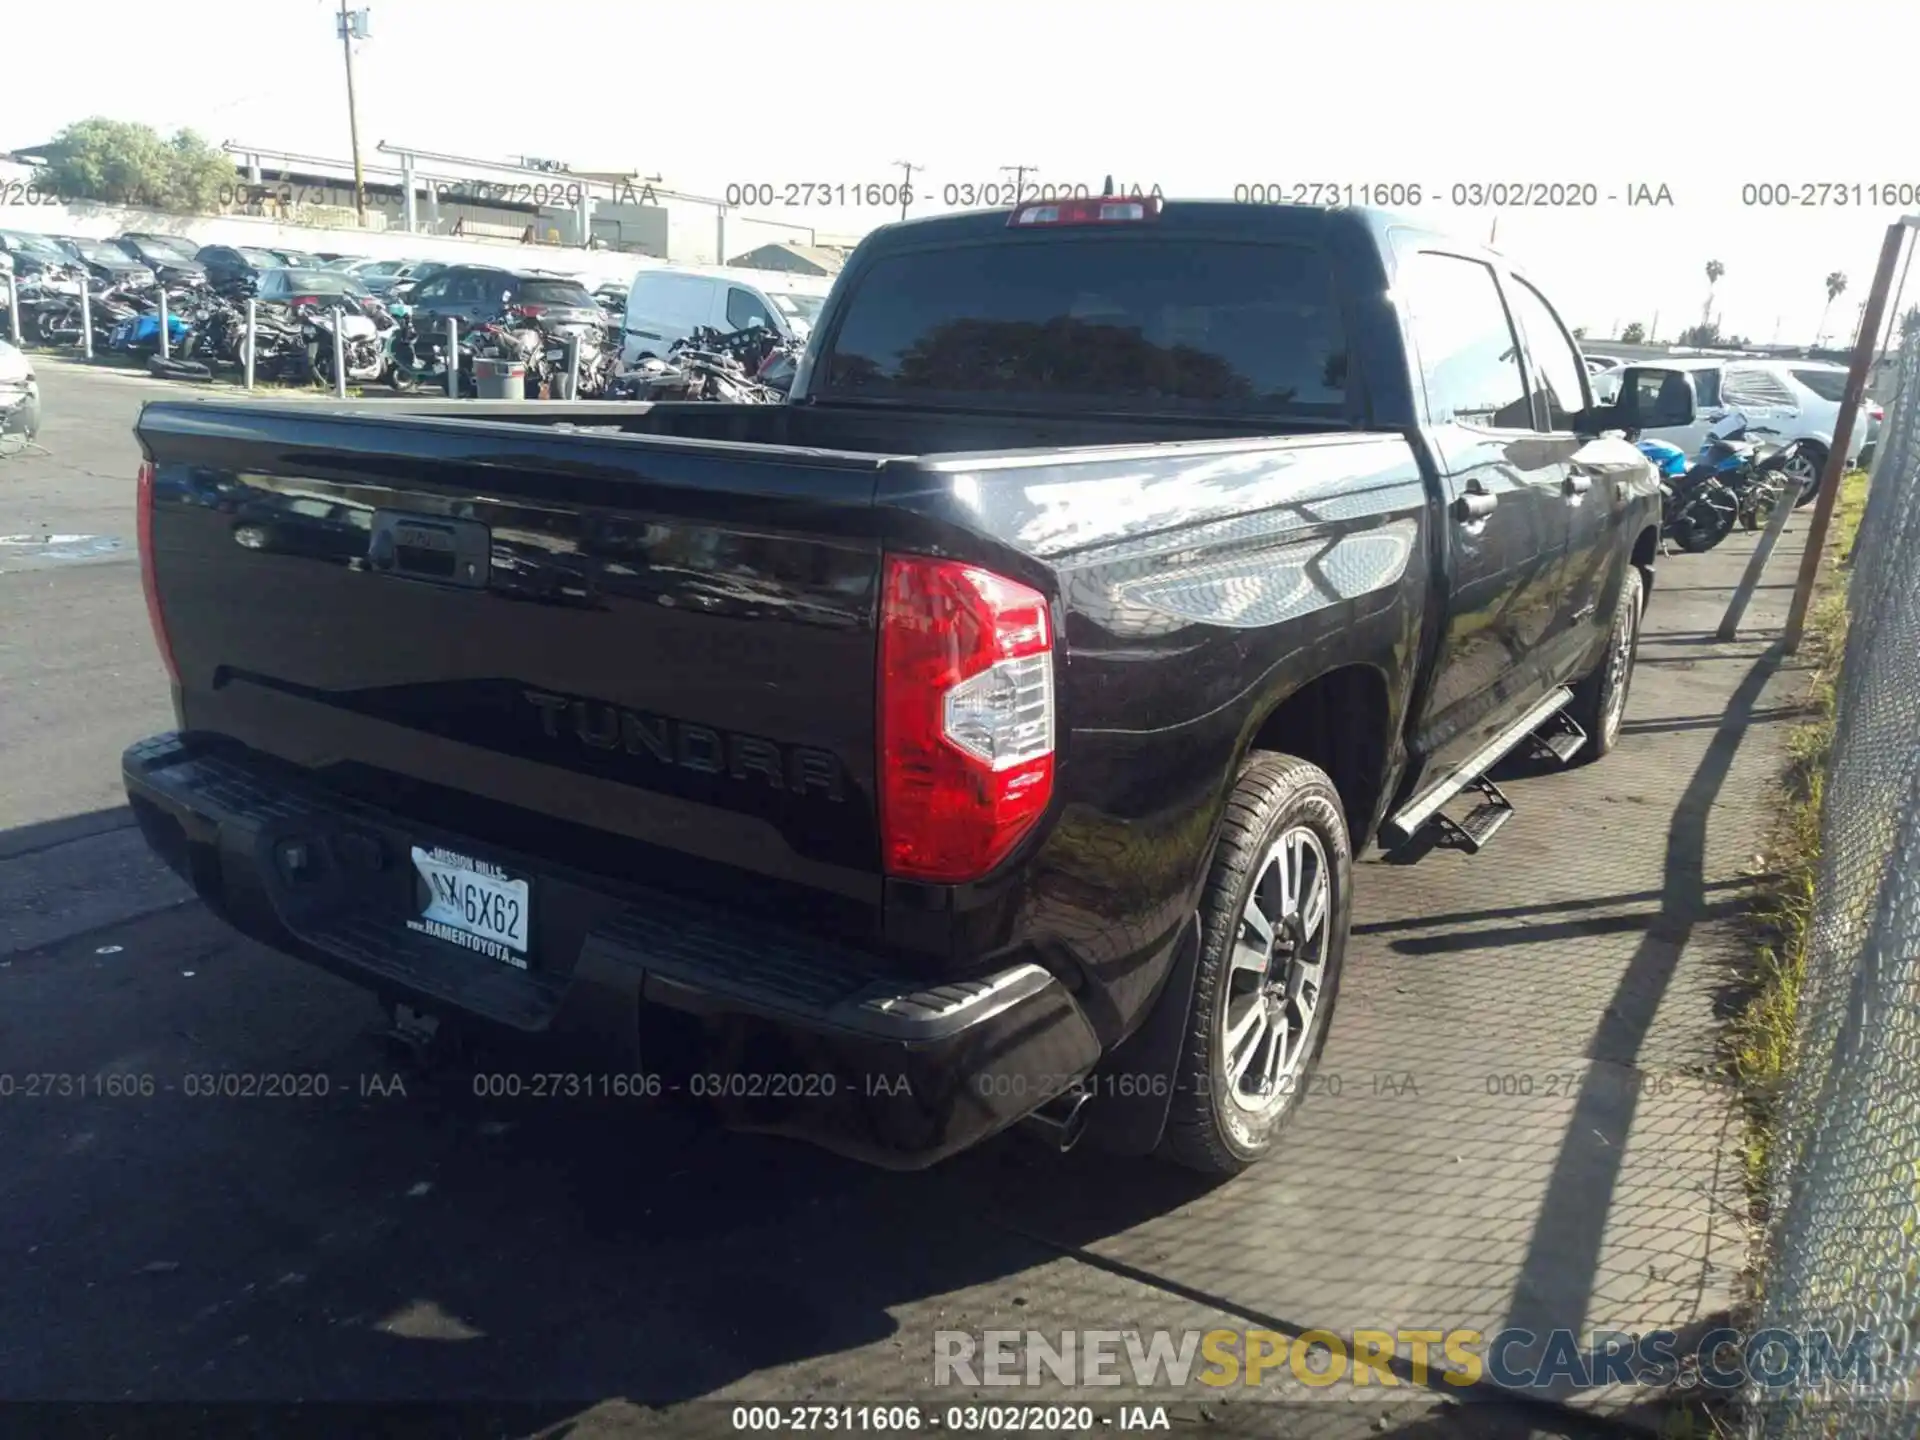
[[384, 311, 473, 393], [1640, 436, 1740, 553], [607, 326, 787, 403], [107, 304, 194, 359], [11, 272, 101, 346], [1677, 411, 1808, 537], [300, 298, 387, 386]]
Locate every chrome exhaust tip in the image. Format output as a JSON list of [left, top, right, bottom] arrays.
[[1019, 1088, 1093, 1154]]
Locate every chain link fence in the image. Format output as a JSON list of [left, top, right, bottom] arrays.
[[1750, 319, 1920, 1438]]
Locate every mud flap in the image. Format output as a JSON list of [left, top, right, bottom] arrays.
[[1080, 911, 1201, 1157]]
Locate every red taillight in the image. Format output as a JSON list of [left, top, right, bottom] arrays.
[[1008, 196, 1164, 228], [136, 461, 180, 686], [291, 295, 320, 307], [513, 303, 547, 318], [878, 555, 1055, 883], [1869, 404, 1884, 420]]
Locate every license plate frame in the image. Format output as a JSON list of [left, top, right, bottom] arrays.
[[407, 844, 531, 970]]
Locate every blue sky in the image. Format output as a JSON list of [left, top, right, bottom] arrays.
[[5, 0, 1911, 344]]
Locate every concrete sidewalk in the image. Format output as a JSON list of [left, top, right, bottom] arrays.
[[950, 520, 1813, 1427]]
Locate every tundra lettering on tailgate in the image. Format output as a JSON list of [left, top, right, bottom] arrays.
[[522, 689, 845, 802]]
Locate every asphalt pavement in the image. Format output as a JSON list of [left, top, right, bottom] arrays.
[[0, 358, 1804, 1437]]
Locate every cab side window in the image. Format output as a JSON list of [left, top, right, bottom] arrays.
[[1402, 252, 1534, 430], [726, 287, 776, 331]]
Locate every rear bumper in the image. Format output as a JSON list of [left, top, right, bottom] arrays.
[[123, 734, 1101, 1169]]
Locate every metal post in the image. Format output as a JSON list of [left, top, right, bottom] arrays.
[[445, 316, 458, 397], [4, 272, 19, 345], [157, 288, 170, 361], [330, 306, 348, 398], [243, 299, 257, 390], [79, 277, 93, 360], [716, 206, 727, 265], [1784, 219, 1914, 652], [563, 334, 581, 400], [1716, 480, 1801, 641], [401, 153, 417, 233]]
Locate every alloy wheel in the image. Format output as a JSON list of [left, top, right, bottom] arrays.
[[1221, 826, 1332, 1117]]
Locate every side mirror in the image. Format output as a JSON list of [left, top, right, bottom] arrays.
[[1578, 365, 1696, 437]]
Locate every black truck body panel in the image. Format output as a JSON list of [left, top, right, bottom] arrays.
[[126, 203, 1662, 1167]]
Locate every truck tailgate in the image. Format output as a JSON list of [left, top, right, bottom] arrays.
[[137, 402, 893, 915]]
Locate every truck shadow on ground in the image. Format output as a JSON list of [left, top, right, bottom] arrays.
[[0, 892, 1623, 1440], [0, 638, 1786, 1434]]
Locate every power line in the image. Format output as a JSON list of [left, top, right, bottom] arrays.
[[1000, 164, 1038, 204]]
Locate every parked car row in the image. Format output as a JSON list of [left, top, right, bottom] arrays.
[[0, 228, 333, 292], [1590, 355, 1875, 499]]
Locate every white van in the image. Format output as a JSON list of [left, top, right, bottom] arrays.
[[619, 266, 834, 368]]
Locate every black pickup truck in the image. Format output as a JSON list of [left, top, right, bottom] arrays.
[[125, 199, 1692, 1174]]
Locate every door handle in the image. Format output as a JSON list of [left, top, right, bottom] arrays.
[[1453, 491, 1497, 522]]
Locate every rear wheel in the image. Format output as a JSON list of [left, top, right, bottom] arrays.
[[1161, 753, 1351, 1176], [1786, 443, 1828, 508], [1672, 483, 1738, 552], [1566, 567, 1642, 763]]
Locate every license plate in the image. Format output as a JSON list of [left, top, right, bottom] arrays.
[[407, 845, 530, 968]]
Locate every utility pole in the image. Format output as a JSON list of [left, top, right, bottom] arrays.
[[894, 160, 919, 221], [1000, 164, 1038, 204], [336, 0, 369, 225]]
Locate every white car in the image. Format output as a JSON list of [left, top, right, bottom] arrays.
[[1594, 357, 1869, 495], [0, 338, 40, 441], [619, 266, 832, 369]]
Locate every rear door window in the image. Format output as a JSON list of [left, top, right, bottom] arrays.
[[1400, 252, 1533, 430], [821, 237, 1351, 415], [516, 278, 596, 307], [1505, 276, 1588, 430], [1789, 367, 1851, 402]]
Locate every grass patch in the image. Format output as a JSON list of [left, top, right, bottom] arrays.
[[1730, 470, 1870, 1203]]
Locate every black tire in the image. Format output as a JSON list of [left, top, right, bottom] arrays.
[[147, 355, 212, 381], [1566, 567, 1643, 764], [1161, 753, 1352, 1176], [1672, 484, 1738, 553], [1787, 443, 1828, 508]]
